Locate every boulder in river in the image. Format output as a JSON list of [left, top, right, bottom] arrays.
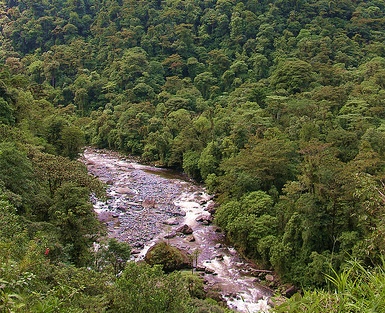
[[144, 241, 190, 272], [205, 202, 218, 214], [215, 254, 224, 261], [176, 224, 193, 235], [195, 215, 213, 224]]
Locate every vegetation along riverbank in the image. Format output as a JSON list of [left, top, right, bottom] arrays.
[[1, 0, 385, 311]]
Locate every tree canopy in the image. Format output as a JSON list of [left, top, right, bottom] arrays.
[[2, 0, 385, 310]]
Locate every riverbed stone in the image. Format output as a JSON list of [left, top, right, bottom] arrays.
[[204, 267, 215, 274], [116, 187, 133, 194], [145, 242, 190, 272], [205, 202, 217, 214], [163, 217, 179, 225], [195, 215, 213, 224], [284, 285, 298, 298], [176, 224, 193, 235], [185, 235, 195, 242], [164, 231, 177, 239], [215, 254, 224, 261], [132, 242, 144, 249], [172, 210, 186, 217]]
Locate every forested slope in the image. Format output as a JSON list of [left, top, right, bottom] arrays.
[[2, 0, 385, 310]]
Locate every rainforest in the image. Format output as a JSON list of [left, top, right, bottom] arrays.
[[1, 0, 385, 312]]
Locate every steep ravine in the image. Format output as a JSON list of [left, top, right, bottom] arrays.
[[82, 148, 273, 313]]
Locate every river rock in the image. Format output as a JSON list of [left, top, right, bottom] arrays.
[[199, 199, 208, 205], [215, 254, 224, 261], [163, 217, 179, 225], [284, 285, 298, 298], [118, 205, 128, 211], [172, 210, 186, 217], [205, 202, 217, 214], [265, 274, 274, 282], [177, 224, 193, 235], [205, 267, 215, 274], [132, 242, 144, 249], [185, 235, 195, 242], [142, 198, 156, 208], [116, 187, 133, 194], [145, 242, 190, 272], [164, 231, 177, 239], [98, 211, 113, 222], [195, 215, 213, 224], [268, 298, 276, 308]]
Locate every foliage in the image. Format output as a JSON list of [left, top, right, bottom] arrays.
[[273, 259, 385, 313], [144, 241, 190, 273], [109, 262, 190, 313], [93, 238, 131, 276], [2, 0, 385, 310]]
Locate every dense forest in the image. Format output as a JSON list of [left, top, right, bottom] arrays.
[[2, 0, 385, 311]]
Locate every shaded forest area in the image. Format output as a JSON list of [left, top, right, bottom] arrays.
[[2, 0, 385, 311]]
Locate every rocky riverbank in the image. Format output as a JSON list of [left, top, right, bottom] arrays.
[[82, 148, 274, 313]]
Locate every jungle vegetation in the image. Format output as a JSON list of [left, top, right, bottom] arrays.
[[2, 0, 385, 311]]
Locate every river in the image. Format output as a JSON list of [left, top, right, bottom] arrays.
[[82, 148, 273, 313]]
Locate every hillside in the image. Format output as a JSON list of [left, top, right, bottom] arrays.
[[2, 0, 385, 311]]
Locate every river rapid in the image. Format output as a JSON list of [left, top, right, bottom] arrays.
[[82, 148, 273, 313]]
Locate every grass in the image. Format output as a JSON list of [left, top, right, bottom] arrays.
[[273, 259, 385, 313]]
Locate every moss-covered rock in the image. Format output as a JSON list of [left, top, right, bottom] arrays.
[[144, 241, 190, 272]]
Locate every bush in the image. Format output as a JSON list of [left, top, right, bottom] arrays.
[[144, 241, 190, 273]]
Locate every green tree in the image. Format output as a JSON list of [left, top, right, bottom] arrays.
[[0, 142, 37, 208], [270, 58, 316, 94], [218, 129, 297, 197], [194, 72, 217, 100], [60, 125, 85, 160], [110, 262, 189, 313], [49, 182, 103, 266], [102, 238, 131, 276]]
